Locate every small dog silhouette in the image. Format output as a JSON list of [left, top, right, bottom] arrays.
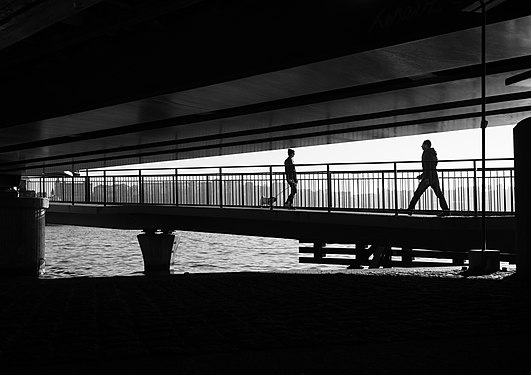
[[260, 196, 277, 207]]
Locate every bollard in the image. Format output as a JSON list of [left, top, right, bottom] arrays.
[[467, 249, 500, 275]]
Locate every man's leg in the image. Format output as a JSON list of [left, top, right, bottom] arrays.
[[285, 182, 296, 207], [284, 192, 292, 206], [408, 179, 429, 211], [288, 182, 297, 208], [431, 180, 449, 211]]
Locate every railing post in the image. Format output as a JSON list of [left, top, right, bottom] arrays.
[[112, 176, 116, 204], [219, 167, 223, 208], [510, 168, 514, 213], [394, 162, 398, 216], [241, 174, 245, 207], [206, 175, 210, 205], [62, 177, 65, 202], [85, 174, 90, 203], [381, 171, 386, 210], [40, 177, 44, 199], [139, 170, 143, 204], [71, 173, 75, 205], [327, 164, 332, 212], [473, 160, 478, 216], [103, 171, 107, 206], [178, 168, 179, 206], [269, 166, 274, 210]]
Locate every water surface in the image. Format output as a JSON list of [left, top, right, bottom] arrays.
[[42, 225, 339, 278]]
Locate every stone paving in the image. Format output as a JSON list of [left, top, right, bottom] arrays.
[[0, 266, 529, 374]]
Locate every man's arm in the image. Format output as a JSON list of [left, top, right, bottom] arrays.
[[418, 151, 429, 180]]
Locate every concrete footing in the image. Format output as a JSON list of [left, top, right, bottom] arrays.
[[468, 249, 500, 275], [0, 196, 49, 277], [137, 231, 178, 274]]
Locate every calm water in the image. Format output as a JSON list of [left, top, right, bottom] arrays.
[[41, 225, 341, 278]]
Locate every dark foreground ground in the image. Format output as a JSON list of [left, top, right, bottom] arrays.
[[0, 267, 529, 374]]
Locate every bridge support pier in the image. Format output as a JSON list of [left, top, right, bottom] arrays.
[[0, 173, 48, 277], [514, 118, 531, 278], [137, 230, 178, 275]]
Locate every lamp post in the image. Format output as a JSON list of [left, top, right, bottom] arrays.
[[462, 0, 507, 273], [462, 0, 508, 252], [480, 0, 487, 254]]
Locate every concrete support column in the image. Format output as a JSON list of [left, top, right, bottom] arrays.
[[514, 118, 531, 277], [137, 230, 178, 275], [0, 173, 48, 277]]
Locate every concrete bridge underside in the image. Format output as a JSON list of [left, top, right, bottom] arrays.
[[45, 204, 515, 254], [2, 1, 531, 174]]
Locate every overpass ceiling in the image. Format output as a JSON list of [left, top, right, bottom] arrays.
[[1, 0, 531, 174]]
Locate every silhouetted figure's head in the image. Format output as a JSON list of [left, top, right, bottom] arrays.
[[288, 148, 295, 157], [422, 140, 431, 150]]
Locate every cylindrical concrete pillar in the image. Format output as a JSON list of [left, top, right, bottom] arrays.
[[0, 196, 49, 277], [137, 231, 178, 274], [514, 118, 531, 277]]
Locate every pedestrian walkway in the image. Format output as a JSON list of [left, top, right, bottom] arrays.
[[0, 267, 529, 374]]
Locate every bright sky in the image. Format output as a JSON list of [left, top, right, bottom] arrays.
[[112, 125, 515, 170]]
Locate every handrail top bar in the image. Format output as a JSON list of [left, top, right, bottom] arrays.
[[161, 166, 513, 175], [77, 157, 513, 174]]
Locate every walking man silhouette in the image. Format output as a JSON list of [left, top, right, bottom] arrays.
[[407, 140, 450, 216], [284, 148, 297, 209]]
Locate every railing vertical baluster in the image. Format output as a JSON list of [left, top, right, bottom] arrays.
[[359, 173, 363, 208], [510, 169, 514, 213], [192, 176, 196, 205], [112, 176, 116, 204], [40, 177, 44, 199], [371, 172, 375, 209], [103, 171, 107, 206], [282, 177, 286, 208], [185, 175, 189, 205], [178, 168, 179, 206], [198, 175, 202, 205], [241, 174, 245, 207], [358, 174, 361, 209], [71, 173, 75, 205], [206, 175, 210, 205], [138, 170, 143, 204], [229, 175, 234, 206], [334, 173, 338, 208], [394, 163, 398, 215], [488, 169, 492, 212], [381, 172, 386, 210], [219, 167, 223, 208], [441, 170, 444, 197], [85, 174, 90, 203], [269, 166, 273, 210], [327, 164, 332, 212], [502, 170, 506, 212], [473, 160, 478, 216], [466, 170, 470, 212]]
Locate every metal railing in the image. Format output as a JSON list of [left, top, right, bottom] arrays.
[[24, 158, 515, 215]]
